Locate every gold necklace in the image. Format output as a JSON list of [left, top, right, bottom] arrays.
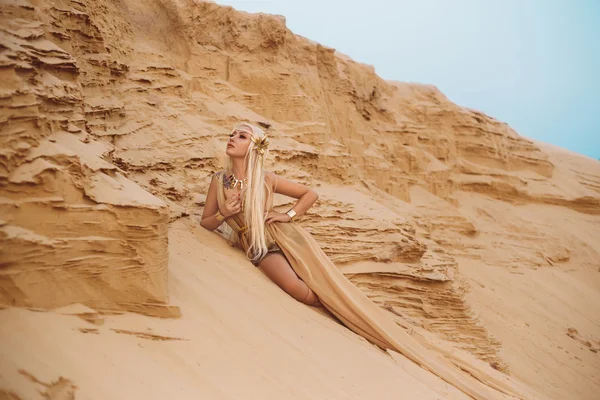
[[230, 172, 247, 190]]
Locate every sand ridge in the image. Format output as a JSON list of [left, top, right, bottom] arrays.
[[1, 0, 599, 398]]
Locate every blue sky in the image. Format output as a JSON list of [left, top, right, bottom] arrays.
[[217, 0, 600, 159]]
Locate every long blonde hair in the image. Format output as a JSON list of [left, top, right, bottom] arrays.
[[227, 122, 271, 263]]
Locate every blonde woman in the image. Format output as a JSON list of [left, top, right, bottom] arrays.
[[200, 123, 533, 400], [201, 122, 322, 307]]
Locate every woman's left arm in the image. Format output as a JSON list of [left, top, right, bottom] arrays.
[[265, 172, 319, 224]]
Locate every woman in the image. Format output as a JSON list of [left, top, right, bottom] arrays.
[[201, 122, 322, 307], [201, 123, 535, 400]]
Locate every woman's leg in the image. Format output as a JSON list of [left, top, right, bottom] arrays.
[[258, 252, 322, 307]]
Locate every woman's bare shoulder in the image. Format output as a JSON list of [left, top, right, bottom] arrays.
[[212, 170, 228, 180]]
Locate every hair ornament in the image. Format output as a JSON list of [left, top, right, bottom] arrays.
[[251, 134, 269, 156]]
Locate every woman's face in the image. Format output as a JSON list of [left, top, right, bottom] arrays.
[[226, 129, 252, 158]]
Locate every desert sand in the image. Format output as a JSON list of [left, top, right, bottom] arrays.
[[1, 0, 599, 399]]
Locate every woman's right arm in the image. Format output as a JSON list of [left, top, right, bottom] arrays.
[[200, 175, 225, 231], [200, 174, 240, 231]]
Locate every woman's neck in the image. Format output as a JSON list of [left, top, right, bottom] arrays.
[[230, 158, 246, 179]]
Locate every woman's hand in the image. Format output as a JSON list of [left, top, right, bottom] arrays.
[[221, 193, 242, 218], [265, 211, 291, 225]]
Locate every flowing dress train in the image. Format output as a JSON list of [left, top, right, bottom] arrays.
[[215, 172, 537, 400]]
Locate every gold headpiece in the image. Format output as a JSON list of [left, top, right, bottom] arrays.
[[251, 134, 269, 156]]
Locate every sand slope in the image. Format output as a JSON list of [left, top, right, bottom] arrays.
[[1, 0, 599, 399]]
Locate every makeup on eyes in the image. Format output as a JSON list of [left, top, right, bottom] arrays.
[[229, 131, 248, 138]]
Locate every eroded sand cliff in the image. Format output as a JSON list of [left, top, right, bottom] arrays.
[[1, 0, 599, 399]]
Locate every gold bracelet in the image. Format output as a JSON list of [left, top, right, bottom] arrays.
[[215, 210, 225, 221], [286, 208, 297, 221]]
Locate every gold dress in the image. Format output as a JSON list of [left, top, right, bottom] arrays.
[[215, 172, 282, 264], [215, 171, 536, 400]]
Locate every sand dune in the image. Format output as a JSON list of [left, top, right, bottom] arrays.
[[1, 0, 599, 398]]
